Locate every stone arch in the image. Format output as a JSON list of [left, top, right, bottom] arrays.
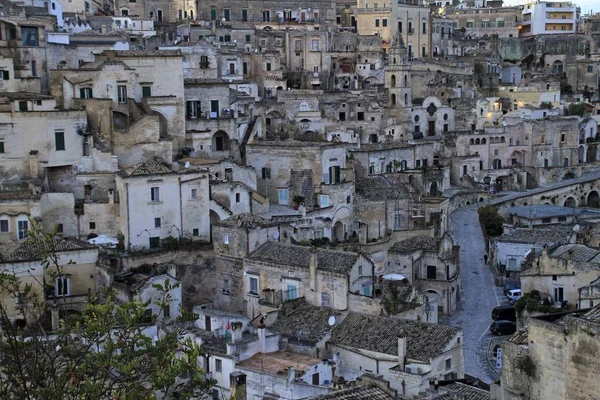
[[552, 60, 563, 74], [429, 181, 439, 196], [475, 138, 480, 145], [333, 221, 344, 242], [212, 130, 230, 152], [482, 138, 487, 144], [564, 197, 577, 208], [152, 110, 169, 139], [588, 191, 600, 208], [470, 139, 474, 145], [391, 74, 397, 87], [500, 136, 505, 143], [424, 289, 443, 314], [112, 110, 128, 132], [579, 145, 586, 163]]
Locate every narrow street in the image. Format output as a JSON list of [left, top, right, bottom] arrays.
[[443, 205, 505, 383]]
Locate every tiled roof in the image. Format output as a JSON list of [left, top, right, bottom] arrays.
[[550, 244, 600, 263], [390, 236, 440, 253], [308, 386, 394, 400], [498, 225, 574, 245], [0, 190, 36, 200], [0, 237, 92, 262], [352, 141, 414, 152], [270, 298, 340, 345], [236, 350, 321, 375], [355, 176, 410, 201], [105, 50, 182, 57], [248, 242, 364, 274], [0, 92, 53, 101], [508, 329, 528, 345], [328, 313, 460, 362], [119, 159, 174, 177], [440, 382, 490, 400], [215, 213, 275, 229], [578, 304, 600, 324]]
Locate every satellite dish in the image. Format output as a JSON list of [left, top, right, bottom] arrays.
[[273, 231, 280, 240], [328, 316, 336, 326], [184, 161, 190, 168]]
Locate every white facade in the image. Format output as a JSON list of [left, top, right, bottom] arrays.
[[520, 2, 578, 37]]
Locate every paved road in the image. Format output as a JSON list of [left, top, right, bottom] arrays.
[[443, 205, 506, 383]]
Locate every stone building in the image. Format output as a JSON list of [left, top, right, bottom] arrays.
[[493, 306, 600, 400], [328, 313, 464, 397], [446, 6, 519, 39], [520, 243, 600, 308], [388, 234, 461, 316], [0, 190, 41, 243], [115, 158, 210, 249], [0, 236, 99, 328]]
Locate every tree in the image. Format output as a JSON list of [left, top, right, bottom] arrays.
[[478, 205, 504, 237], [0, 222, 216, 400], [566, 103, 586, 117]]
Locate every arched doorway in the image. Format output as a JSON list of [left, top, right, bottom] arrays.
[[425, 289, 443, 318], [430, 181, 438, 196], [564, 197, 577, 208], [209, 210, 221, 242], [152, 110, 169, 139], [551, 60, 563, 74], [579, 145, 586, 163], [333, 221, 344, 242], [212, 130, 230, 152], [588, 191, 600, 208]]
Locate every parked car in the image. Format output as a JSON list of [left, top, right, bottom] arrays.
[[492, 306, 516, 322], [489, 320, 517, 336], [506, 289, 521, 302]]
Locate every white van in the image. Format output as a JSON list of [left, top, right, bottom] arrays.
[[506, 289, 521, 302]]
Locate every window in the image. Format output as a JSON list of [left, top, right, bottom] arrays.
[[235, 193, 240, 203], [558, 216, 567, 222], [242, 9, 248, 21], [187, 100, 200, 119], [79, 87, 93, 99], [215, 359, 222, 372], [0, 70, 8, 80], [150, 187, 160, 202], [262, 10, 270, 22], [89, 222, 96, 230], [287, 285, 297, 300], [427, 265, 437, 279], [262, 167, 271, 179], [191, 188, 198, 199], [541, 217, 552, 224], [266, 62, 271, 71], [154, 217, 161, 228], [357, 112, 365, 121], [295, 40, 302, 51], [382, 18, 387, 27], [0, 219, 8, 232], [223, 279, 231, 294], [312, 39, 319, 51], [223, 9, 230, 21], [320, 195, 329, 208], [193, 228, 199, 236], [375, 19, 380, 28], [321, 292, 330, 307], [31, 60, 36, 77], [339, 112, 345, 121], [21, 26, 38, 46], [358, 265, 363, 276], [278, 189, 288, 205], [422, 22, 427, 34], [56, 224, 63, 233], [200, 55, 209, 68], [18, 220, 28, 239], [118, 85, 127, 104], [55, 277, 70, 297], [243, 62, 247, 75], [55, 131, 65, 151], [0, 141, 4, 153], [223, 233, 229, 245], [552, 275, 558, 281], [142, 86, 152, 98], [466, 21, 473, 28], [347, 195, 351, 204], [18, 101, 27, 112], [588, 65, 593, 73], [149, 237, 160, 248], [163, 304, 170, 318], [445, 358, 452, 370], [249, 276, 258, 294], [497, 20, 505, 27]]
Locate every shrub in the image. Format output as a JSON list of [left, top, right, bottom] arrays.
[[478, 205, 504, 237]]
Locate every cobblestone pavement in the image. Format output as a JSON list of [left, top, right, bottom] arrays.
[[441, 205, 506, 383]]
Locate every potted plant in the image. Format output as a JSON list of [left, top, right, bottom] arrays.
[[293, 195, 305, 210]]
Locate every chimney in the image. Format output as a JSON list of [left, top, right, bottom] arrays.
[[309, 247, 318, 291], [257, 323, 266, 353], [230, 372, 247, 400], [287, 366, 296, 383], [231, 321, 243, 343], [398, 330, 406, 368], [29, 151, 39, 179]]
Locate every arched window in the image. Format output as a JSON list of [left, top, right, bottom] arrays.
[[482, 138, 486, 144], [391, 93, 396, 106], [475, 138, 480, 145], [404, 74, 408, 86], [500, 136, 505, 143], [391, 74, 396, 87], [469, 139, 474, 145], [404, 93, 408, 105]]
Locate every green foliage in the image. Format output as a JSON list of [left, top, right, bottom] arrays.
[[566, 103, 586, 117], [478, 205, 504, 237], [292, 195, 305, 205], [160, 235, 180, 251], [0, 221, 216, 399], [514, 291, 563, 316], [540, 102, 553, 110], [116, 232, 125, 251]]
